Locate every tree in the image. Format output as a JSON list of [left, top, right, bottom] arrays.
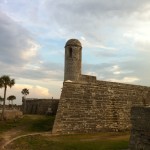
[[0, 96, 4, 105], [7, 95, 16, 108], [7, 97, 10, 105], [21, 88, 29, 114], [21, 88, 29, 97], [0, 75, 15, 120]]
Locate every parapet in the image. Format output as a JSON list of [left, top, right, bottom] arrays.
[[80, 74, 97, 83]]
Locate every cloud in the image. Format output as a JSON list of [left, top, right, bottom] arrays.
[[108, 77, 140, 83], [17, 84, 51, 98], [0, 11, 60, 81], [83, 62, 140, 85], [0, 83, 52, 105], [17, 78, 62, 100], [44, 0, 150, 41], [0, 11, 64, 93], [0, 7, 65, 82], [0, 11, 39, 66], [111, 65, 121, 75], [83, 63, 118, 80], [1, 0, 150, 104]]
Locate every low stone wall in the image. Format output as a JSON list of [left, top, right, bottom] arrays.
[[0, 109, 23, 120], [22, 98, 59, 115], [52, 80, 150, 134], [130, 107, 150, 150]]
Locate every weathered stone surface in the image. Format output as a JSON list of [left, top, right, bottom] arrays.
[[65, 39, 82, 47], [22, 98, 59, 115], [80, 74, 97, 83], [130, 107, 150, 150], [52, 81, 150, 134]]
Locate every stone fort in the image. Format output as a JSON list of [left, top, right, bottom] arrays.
[[22, 98, 59, 115], [52, 39, 150, 134]]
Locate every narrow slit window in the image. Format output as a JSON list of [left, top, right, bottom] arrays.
[[69, 47, 72, 58]]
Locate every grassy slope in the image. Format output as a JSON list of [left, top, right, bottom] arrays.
[[6, 132, 129, 150], [0, 115, 55, 133], [0, 115, 55, 148], [0, 115, 130, 150]]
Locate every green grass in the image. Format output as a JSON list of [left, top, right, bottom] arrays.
[[0, 115, 130, 150], [0, 119, 20, 133], [0, 115, 55, 133], [19, 115, 55, 132], [6, 132, 129, 150]]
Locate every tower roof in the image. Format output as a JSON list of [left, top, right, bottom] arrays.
[[65, 39, 82, 47]]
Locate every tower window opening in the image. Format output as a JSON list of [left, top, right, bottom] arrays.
[[69, 47, 72, 58]]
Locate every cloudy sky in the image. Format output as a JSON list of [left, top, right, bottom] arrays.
[[0, 0, 150, 104]]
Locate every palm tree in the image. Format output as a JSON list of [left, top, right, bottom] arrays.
[[21, 88, 29, 114], [7, 95, 16, 108], [21, 88, 29, 98], [0, 75, 15, 120], [7, 97, 11, 106], [0, 96, 4, 105]]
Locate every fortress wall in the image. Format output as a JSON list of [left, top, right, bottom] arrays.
[[23, 98, 59, 115], [52, 80, 150, 134], [130, 107, 150, 150]]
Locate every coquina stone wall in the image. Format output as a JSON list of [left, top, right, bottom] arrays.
[[52, 80, 150, 134], [130, 107, 150, 150], [22, 98, 59, 115]]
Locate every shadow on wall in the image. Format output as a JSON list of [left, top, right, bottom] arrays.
[[130, 106, 150, 150]]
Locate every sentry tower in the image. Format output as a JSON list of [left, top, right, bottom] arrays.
[[64, 39, 82, 81]]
